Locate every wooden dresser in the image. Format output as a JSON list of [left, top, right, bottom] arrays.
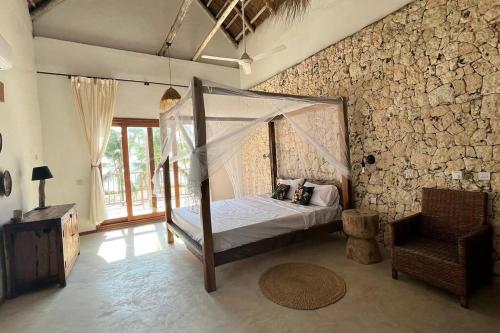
[[3, 204, 80, 298]]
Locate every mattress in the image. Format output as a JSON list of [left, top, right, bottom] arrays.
[[171, 194, 342, 252]]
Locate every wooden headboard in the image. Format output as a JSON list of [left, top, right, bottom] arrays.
[[305, 178, 351, 210]]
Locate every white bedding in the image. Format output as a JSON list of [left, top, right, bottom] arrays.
[[171, 194, 342, 252]]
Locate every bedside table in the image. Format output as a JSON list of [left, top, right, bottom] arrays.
[[3, 204, 80, 298], [342, 209, 382, 264]]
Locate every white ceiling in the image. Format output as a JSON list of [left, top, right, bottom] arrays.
[[32, 0, 238, 62], [32, 0, 414, 84], [239, 0, 414, 88]]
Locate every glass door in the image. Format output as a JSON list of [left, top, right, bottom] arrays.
[[102, 126, 127, 220], [127, 127, 154, 216], [102, 118, 165, 225]]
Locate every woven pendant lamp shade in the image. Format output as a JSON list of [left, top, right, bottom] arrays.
[[160, 86, 181, 112]]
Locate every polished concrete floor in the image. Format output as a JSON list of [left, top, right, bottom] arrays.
[[0, 222, 499, 333]]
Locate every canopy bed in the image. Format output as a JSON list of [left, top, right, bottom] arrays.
[[156, 77, 351, 292]]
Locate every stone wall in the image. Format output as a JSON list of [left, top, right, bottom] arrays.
[[241, 124, 271, 196], [254, 0, 499, 270], [274, 104, 346, 182]]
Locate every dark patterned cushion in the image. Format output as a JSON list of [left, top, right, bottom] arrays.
[[292, 185, 314, 205], [271, 183, 291, 200]]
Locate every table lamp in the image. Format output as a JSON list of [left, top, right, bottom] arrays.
[[32, 166, 53, 210]]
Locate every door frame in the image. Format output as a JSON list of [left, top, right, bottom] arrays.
[[101, 117, 164, 227]]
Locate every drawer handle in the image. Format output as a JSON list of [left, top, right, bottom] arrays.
[[43, 227, 52, 233]]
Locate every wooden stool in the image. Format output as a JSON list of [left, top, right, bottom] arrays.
[[342, 209, 382, 264]]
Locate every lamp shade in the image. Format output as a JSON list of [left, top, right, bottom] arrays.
[[160, 87, 181, 112], [32, 166, 53, 181]]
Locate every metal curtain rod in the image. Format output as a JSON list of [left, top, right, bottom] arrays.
[[36, 71, 189, 88]]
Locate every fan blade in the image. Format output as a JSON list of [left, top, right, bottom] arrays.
[[240, 62, 252, 75], [252, 45, 286, 62], [202, 55, 241, 63]]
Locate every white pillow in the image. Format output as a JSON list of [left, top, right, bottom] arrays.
[[277, 178, 305, 200], [304, 181, 339, 207]]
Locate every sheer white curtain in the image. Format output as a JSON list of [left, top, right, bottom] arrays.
[[71, 77, 118, 225], [206, 121, 244, 198], [155, 79, 350, 205]]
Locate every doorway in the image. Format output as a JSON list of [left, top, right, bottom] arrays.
[[101, 118, 165, 225]]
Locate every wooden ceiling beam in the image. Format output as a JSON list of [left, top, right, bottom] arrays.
[[233, 5, 254, 33], [196, 0, 238, 49], [250, 5, 267, 24], [193, 0, 240, 61], [215, 0, 231, 19], [158, 0, 194, 56], [225, 0, 254, 30], [264, 0, 276, 15], [225, 11, 240, 29], [239, 0, 275, 40], [234, 0, 258, 41], [235, 27, 248, 41], [30, 0, 68, 21]]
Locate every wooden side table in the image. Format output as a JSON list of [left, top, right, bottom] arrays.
[[3, 204, 80, 298], [342, 209, 382, 264]]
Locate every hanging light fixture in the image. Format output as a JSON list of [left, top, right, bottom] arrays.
[[160, 42, 181, 112]]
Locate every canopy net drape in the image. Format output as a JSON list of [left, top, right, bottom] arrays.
[[153, 79, 350, 208]]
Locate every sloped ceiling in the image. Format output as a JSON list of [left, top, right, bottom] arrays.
[[239, 0, 414, 88], [29, 0, 415, 81], [30, 0, 238, 61]]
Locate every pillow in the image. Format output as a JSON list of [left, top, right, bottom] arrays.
[[292, 185, 315, 205], [271, 183, 290, 200], [304, 181, 339, 207], [278, 178, 305, 200]]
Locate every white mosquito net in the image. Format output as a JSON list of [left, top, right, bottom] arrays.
[[153, 79, 350, 207]]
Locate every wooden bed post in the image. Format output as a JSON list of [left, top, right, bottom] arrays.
[[192, 77, 216, 292], [268, 121, 278, 191], [338, 98, 352, 209], [163, 157, 175, 243]]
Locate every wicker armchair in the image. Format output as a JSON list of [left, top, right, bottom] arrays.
[[391, 188, 493, 308]]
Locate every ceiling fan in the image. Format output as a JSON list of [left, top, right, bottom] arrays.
[[202, 0, 286, 75]]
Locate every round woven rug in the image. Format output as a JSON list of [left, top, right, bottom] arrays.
[[259, 263, 346, 310]]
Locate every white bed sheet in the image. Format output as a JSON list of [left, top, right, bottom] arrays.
[[171, 194, 342, 252]]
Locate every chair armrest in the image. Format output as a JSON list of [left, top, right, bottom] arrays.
[[390, 213, 421, 247], [458, 225, 493, 266]]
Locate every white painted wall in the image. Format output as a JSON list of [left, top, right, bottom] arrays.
[[35, 38, 240, 232], [0, 0, 44, 301], [239, 0, 413, 88], [35, 37, 240, 91]]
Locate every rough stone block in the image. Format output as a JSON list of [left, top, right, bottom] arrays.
[[482, 72, 500, 95]]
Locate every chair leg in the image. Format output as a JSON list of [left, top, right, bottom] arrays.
[[460, 295, 469, 309], [392, 268, 398, 280]]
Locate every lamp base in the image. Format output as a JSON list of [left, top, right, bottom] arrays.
[[35, 205, 51, 210]]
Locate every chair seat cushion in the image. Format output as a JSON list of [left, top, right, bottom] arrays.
[[395, 237, 459, 264]]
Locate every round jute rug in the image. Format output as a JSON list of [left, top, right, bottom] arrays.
[[259, 263, 346, 310]]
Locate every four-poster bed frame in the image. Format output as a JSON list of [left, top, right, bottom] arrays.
[[162, 77, 352, 292]]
